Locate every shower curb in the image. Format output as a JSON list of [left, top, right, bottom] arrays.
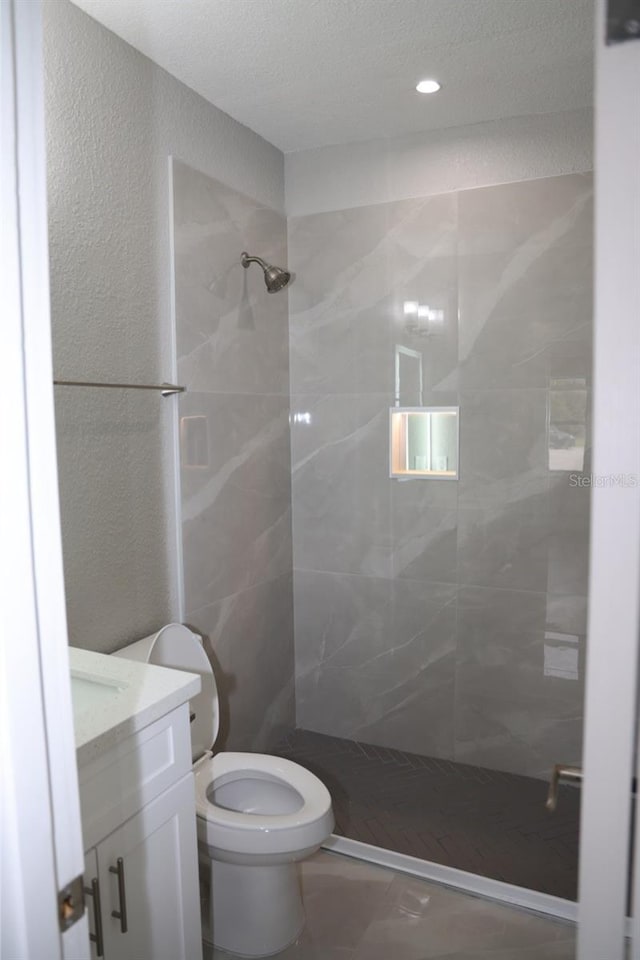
[[323, 833, 632, 937]]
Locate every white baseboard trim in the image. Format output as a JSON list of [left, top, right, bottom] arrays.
[[322, 835, 577, 923]]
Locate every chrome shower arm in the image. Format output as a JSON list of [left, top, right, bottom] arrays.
[[241, 252, 268, 270]]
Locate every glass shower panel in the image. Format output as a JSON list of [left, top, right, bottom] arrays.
[[283, 171, 593, 902]]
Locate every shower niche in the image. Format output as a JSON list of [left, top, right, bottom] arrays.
[[390, 407, 459, 479]]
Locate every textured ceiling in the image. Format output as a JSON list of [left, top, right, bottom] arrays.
[[71, 0, 594, 153]]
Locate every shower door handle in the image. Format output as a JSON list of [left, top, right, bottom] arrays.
[[546, 763, 583, 812]]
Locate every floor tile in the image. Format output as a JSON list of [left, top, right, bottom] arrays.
[[202, 851, 575, 960], [352, 873, 574, 959], [298, 851, 394, 951]]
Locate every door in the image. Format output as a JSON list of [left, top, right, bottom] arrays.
[[1, 1, 88, 959], [98, 775, 202, 960], [577, 1, 640, 958]]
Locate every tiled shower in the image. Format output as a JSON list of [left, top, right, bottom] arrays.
[[173, 159, 592, 900], [173, 158, 296, 754], [288, 174, 592, 781]]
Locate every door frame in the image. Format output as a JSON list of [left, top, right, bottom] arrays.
[[1, 1, 89, 957], [577, 1, 640, 957], [2, 0, 639, 957]]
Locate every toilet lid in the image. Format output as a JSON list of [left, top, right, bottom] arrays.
[[146, 623, 219, 762]]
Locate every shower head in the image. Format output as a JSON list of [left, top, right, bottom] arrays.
[[241, 251, 292, 293]]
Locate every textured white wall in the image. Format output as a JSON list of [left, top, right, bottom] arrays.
[[285, 108, 593, 216], [44, 0, 284, 652]]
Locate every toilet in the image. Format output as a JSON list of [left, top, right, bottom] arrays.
[[113, 623, 334, 957]]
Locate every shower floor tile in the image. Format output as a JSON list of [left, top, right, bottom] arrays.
[[274, 729, 580, 901]]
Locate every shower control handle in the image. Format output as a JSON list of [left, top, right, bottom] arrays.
[[546, 763, 583, 812]]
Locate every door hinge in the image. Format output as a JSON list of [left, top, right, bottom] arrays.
[[607, 0, 640, 43], [58, 874, 85, 932]]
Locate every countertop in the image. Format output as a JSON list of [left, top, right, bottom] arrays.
[[69, 646, 201, 765]]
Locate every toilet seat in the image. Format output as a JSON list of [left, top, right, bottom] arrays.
[[195, 752, 333, 857]]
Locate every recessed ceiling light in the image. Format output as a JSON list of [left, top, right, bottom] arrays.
[[416, 79, 441, 94]]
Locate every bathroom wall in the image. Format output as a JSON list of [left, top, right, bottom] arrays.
[[43, 0, 284, 653], [286, 108, 593, 215], [289, 171, 593, 778], [45, 0, 592, 772], [172, 160, 294, 752]]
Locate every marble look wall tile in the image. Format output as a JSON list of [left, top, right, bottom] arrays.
[[173, 159, 289, 396], [180, 391, 292, 610], [456, 494, 550, 592], [454, 586, 584, 778], [288, 174, 592, 778], [459, 247, 593, 389], [458, 173, 593, 257], [187, 574, 294, 752], [288, 194, 457, 396], [458, 245, 592, 389], [547, 475, 591, 596], [174, 163, 295, 757], [458, 390, 548, 505], [392, 256, 458, 394], [295, 570, 456, 758], [390, 477, 458, 584], [288, 204, 394, 397], [291, 394, 392, 577], [458, 174, 593, 390], [545, 593, 588, 638]]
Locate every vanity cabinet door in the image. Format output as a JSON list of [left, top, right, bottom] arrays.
[[98, 773, 202, 960], [83, 848, 102, 960]]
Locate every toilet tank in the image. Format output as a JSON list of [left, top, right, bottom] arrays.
[[113, 623, 219, 762]]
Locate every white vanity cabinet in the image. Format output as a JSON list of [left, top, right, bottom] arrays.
[[84, 774, 200, 960], [71, 651, 203, 960]]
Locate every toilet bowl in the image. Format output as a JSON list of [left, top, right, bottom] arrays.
[[196, 752, 333, 955], [113, 623, 334, 957]]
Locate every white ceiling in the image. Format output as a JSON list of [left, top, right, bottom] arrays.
[[71, 0, 594, 154]]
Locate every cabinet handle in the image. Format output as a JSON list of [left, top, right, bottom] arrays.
[[109, 857, 128, 933], [83, 878, 104, 957]]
